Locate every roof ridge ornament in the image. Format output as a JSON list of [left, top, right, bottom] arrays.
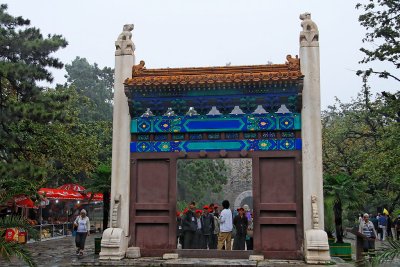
[[299, 12, 319, 47], [286, 55, 300, 70], [115, 24, 135, 56], [133, 60, 145, 76]]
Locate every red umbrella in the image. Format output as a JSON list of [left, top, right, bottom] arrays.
[[14, 194, 37, 208], [57, 183, 86, 192], [84, 192, 103, 202], [38, 188, 84, 200]]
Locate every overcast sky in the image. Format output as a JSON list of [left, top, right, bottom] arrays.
[[5, 0, 397, 109]]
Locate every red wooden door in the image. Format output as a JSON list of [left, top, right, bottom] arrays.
[[252, 152, 303, 259], [129, 156, 177, 256]]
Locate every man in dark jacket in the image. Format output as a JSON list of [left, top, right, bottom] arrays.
[[233, 207, 248, 250], [193, 209, 204, 249], [182, 201, 197, 249], [202, 205, 215, 249]]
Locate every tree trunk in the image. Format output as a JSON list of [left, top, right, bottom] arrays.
[[333, 198, 344, 243], [103, 190, 110, 230]]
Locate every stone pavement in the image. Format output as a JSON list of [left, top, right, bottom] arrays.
[[0, 233, 397, 267]]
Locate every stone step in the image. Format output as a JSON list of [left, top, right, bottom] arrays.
[[175, 249, 253, 259]]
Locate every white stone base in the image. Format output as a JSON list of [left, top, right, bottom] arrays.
[[163, 253, 179, 260], [126, 247, 141, 259], [99, 228, 129, 260], [249, 255, 264, 261], [304, 229, 331, 264]]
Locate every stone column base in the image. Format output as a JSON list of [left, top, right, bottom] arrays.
[[163, 253, 179, 260], [304, 229, 331, 264], [126, 247, 141, 258], [99, 228, 129, 260]]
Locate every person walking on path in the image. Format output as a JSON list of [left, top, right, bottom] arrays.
[[217, 200, 233, 250], [74, 209, 90, 256], [378, 213, 388, 241], [233, 207, 248, 250], [359, 213, 377, 253], [182, 201, 197, 249]]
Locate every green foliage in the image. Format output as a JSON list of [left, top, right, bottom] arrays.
[[65, 57, 113, 121], [0, 215, 39, 267], [356, 0, 400, 81], [0, 4, 69, 200], [177, 159, 228, 204], [374, 239, 400, 264], [324, 196, 335, 238], [323, 87, 400, 240]]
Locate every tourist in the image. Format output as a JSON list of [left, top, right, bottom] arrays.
[[359, 213, 377, 253], [211, 207, 220, 249], [176, 211, 183, 249], [243, 204, 251, 221], [74, 209, 90, 256], [201, 205, 215, 249], [193, 210, 204, 249], [394, 215, 400, 240], [378, 213, 387, 241], [370, 214, 378, 231], [182, 201, 197, 249], [217, 200, 233, 250], [233, 207, 248, 250], [246, 213, 254, 250]]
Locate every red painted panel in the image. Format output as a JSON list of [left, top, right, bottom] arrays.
[[135, 224, 169, 249], [137, 160, 169, 203], [260, 158, 296, 203], [261, 225, 297, 251]]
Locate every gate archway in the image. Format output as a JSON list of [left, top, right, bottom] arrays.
[[103, 14, 330, 263], [125, 58, 304, 258]]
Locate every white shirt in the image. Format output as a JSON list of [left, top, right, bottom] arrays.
[[219, 208, 233, 232], [75, 216, 90, 233]]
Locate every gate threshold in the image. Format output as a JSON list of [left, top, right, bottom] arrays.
[[176, 249, 253, 259]]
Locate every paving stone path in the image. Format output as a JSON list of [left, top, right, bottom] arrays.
[[0, 234, 99, 267], [1, 234, 399, 267]]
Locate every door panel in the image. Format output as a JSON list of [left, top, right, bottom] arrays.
[[130, 158, 175, 253], [253, 155, 303, 259]]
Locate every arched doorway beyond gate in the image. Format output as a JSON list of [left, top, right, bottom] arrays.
[[234, 190, 253, 210]]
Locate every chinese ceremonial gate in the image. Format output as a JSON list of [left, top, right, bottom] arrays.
[[126, 61, 303, 258], [101, 13, 330, 263]]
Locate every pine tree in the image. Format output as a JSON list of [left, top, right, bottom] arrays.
[[0, 4, 68, 199]]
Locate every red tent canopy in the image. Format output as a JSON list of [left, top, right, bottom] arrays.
[[83, 192, 103, 202], [38, 188, 103, 202], [38, 188, 84, 200], [57, 183, 86, 192], [14, 194, 37, 208]]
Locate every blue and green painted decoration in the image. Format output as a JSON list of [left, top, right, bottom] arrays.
[[131, 113, 301, 133], [131, 138, 302, 153]]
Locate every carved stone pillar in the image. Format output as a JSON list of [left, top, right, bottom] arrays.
[[299, 13, 330, 263], [100, 24, 135, 260]]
